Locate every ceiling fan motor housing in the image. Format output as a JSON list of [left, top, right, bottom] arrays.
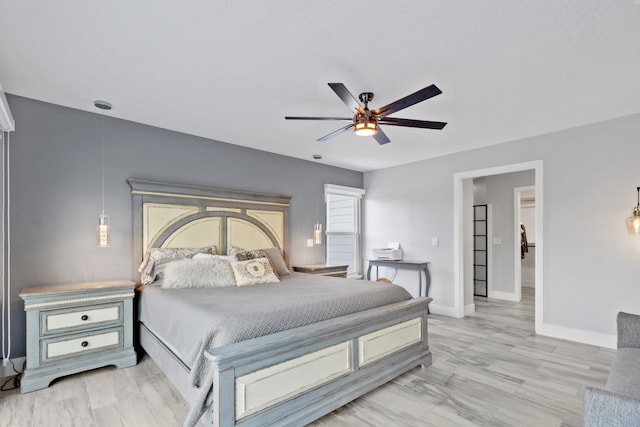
[[358, 92, 374, 105]]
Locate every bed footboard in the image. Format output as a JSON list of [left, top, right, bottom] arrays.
[[205, 297, 432, 427]]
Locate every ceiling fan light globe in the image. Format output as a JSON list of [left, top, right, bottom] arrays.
[[355, 120, 377, 137]]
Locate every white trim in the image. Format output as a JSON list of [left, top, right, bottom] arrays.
[[464, 304, 476, 316], [453, 177, 464, 318], [324, 185, 364, 276], [541, 324, 616, 349], [453, 160, 543, 333], [487, 290, 520, 302], [535, 165, 543, 334], [428, 304, 460, 317], [0, 83, 15, 132], [324, 184, 365, 198]]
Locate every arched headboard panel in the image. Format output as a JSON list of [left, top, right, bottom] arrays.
[[128, 179, 291, 279]]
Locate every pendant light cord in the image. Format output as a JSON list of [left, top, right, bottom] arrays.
[[2, 130, 10, 362], [101, 110, 105, 217]]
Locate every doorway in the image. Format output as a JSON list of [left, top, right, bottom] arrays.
[[515, 186, 535, 302], [453, 161, 543, 334]]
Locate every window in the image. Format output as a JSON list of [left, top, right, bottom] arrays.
[[325, 184, 365, 277]]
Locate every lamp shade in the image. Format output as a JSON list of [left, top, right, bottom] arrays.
[[98, 214, 110, 247], [627, 187, 640, 234], [627, 208, 640, 234], [355, 119, 377, 136]]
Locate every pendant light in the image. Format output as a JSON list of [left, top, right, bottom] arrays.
[[95, 100, 111, 247], [626, 187, 640, 234], [313, 154, 323, 244]]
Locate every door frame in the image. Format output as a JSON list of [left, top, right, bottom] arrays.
[[453, 160, 543, 333]]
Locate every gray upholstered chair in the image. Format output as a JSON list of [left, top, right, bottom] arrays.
[[584, 312, 640, 426]]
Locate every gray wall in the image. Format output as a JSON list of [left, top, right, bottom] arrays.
[[1, 95, 363, 358], [364, 112, 640, 345], [474, 171, 535, 295]]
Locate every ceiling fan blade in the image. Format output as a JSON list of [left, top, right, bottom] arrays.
[[328, 83, 363, 114], [379, 117, 447, 130], [374, 84, 442, 118], [373, 128, 391, 145], [318, 124, 354, 141], [285, 116, 352, 121]]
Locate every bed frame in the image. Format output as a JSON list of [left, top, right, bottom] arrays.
[[128, 179, 432, 427]]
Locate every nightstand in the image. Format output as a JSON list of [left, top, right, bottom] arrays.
[[292, 264, 349, 278], [19, 280, 137, 393]]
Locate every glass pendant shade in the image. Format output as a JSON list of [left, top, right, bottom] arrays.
[[314, 223, 322, 245], [627, 207, 640, 234], [627, 187, 640, 234], [98, 214, 110, 247]]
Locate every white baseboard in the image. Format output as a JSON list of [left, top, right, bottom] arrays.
[[464, 304, 476, 316], [430, 303, 476, 317], [541, 324, 616, 349], [1, 356, 26, 380], [424, 305, 616, 349], [429, 303, 460, 317], [487, 290, 520, 302], [430, 303, 616, 349]]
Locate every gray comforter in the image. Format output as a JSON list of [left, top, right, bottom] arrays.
[[138, 273, 412, 426]]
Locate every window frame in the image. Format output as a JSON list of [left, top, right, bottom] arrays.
[[324, 184, 366, 278]]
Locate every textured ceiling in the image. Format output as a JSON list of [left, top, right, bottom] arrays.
[[1, 1, 639, 172]]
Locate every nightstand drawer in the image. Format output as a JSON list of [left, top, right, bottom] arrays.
[[41, 302, 123, 336], [42, 327, 123, 363]]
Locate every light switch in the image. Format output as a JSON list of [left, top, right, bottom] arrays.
[[432, 237, 439, 246], [493, 237, 502, 245], [306, 239, 314, 247]]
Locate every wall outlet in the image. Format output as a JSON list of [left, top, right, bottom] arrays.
[[306, 239, 314, 247], [493, 237, 502, 245], [432, 237, 439, 246]]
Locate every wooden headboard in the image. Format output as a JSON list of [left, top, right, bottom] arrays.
[[128, 179, 291, 279]]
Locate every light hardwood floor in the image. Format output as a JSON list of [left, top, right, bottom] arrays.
[[0, 288, 614, 427]]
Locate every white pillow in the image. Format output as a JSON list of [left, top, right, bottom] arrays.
[[161, 258, 236, 289], [230, 257, 280, 287], [138, 245, 217, 285], [193, 253, 235, 262]]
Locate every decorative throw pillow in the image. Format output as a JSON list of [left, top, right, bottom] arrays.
[[261, 247, 290, 276], [230, 257, 280, 287], [161, 258, 236, 289], [234, 249, 268, 261], [227, 245, 245, 256], [138, 245, 217, 285]]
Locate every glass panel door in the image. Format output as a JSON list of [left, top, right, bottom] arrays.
[[473, 204, 488, 297]]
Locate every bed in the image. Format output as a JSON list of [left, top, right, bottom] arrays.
[[128, 179, 432, 427]]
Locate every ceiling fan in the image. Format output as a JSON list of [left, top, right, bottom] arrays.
[[285, 83, 447, 145]]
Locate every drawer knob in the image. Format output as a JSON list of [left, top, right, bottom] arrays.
[[81, 341, 89, 347], [81, 314, 89, 321]]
